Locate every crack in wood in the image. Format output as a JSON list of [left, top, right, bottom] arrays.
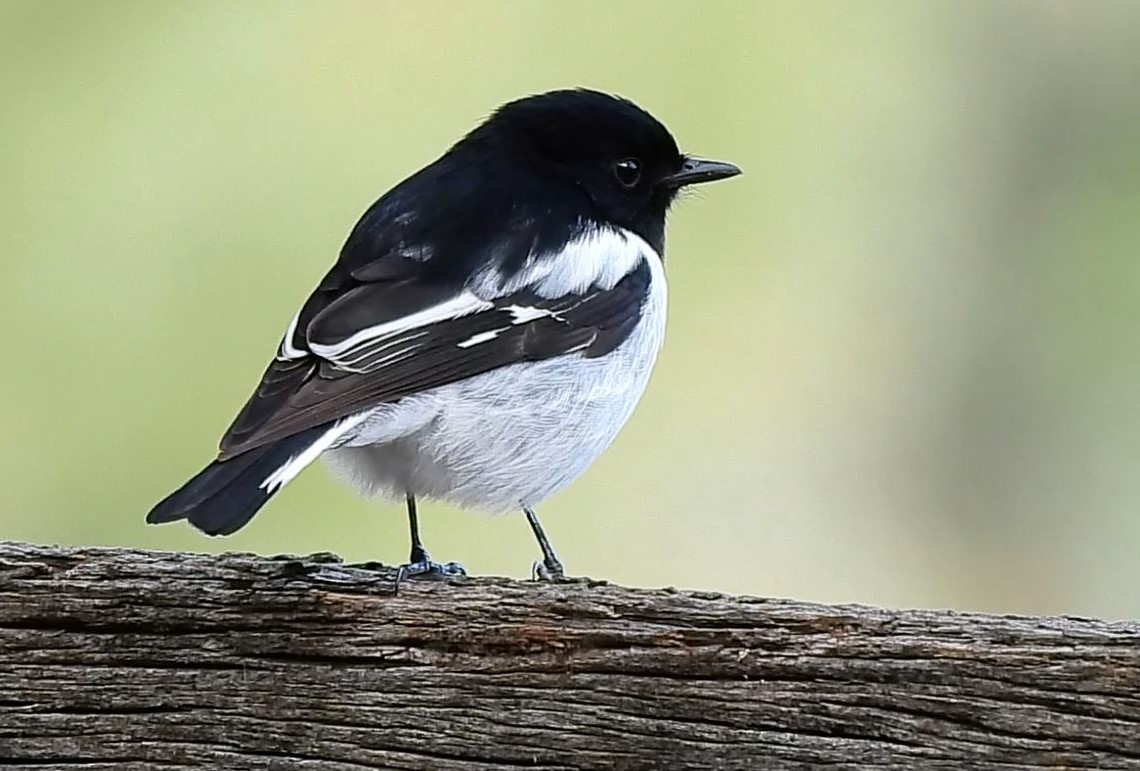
[[1, 542, 1139, 769]]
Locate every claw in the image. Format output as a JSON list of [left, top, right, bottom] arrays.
[[531, 558, 565, 582], [395, 559, 466, 592]]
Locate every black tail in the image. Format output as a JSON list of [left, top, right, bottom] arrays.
[[146, 424, 331, 536]]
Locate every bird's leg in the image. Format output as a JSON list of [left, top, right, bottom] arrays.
[[395, 493, 465, 586], [406, 492, 429, 565], [524, 505, 565, 581]]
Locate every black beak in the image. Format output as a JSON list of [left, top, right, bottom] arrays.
[[660, 156, 742, 188]]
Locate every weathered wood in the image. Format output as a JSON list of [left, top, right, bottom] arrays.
[[0, 542, 1138, 770]]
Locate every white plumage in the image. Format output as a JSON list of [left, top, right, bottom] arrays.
[[258, 413, 367, 494], [144, 89, 740, 550], [320, 228, 667, 512], [308, 291, 493, 362]]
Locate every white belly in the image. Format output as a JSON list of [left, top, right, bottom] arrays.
[[322, 255, 667, 512]]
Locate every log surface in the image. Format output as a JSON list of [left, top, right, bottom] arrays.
[[0, 541, 1138, 770]]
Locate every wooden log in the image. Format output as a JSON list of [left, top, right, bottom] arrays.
[[0, 541, 1138, 769]]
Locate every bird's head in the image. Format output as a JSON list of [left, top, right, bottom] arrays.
[[458, 89, 740, 250]]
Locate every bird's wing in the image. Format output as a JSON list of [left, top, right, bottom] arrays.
[[216, 221, 655, 460]]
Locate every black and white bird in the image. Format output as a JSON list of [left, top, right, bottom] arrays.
[[146, 88, 740, 580]]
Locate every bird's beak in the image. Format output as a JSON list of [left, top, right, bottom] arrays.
[[660, 156, 742, 188]]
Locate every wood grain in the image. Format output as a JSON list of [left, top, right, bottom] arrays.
[[1, 541, 1138, 769]]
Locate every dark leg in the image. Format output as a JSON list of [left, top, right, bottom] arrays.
[[406, 492, 428, 564], [395, 493, 465, 586], [524, 505, 565, 581]]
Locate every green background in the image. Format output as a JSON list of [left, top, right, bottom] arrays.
[[3, 1, 1139, 617]]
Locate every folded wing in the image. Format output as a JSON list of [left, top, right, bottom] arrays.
[[218, 239, 652, 459]]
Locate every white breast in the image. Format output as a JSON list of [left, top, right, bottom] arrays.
[[322, 246, 668, 512]]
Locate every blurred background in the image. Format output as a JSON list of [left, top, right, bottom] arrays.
[[2, 1, 1139, 618]]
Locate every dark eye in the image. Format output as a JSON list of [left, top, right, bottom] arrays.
[[612, 158, 642, 188]]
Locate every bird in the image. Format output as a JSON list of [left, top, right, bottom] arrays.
[[146, 88, 740, 581]]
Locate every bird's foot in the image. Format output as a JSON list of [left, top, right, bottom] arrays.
[[395, 558, 466, 590], [531, 557, 566, 582]]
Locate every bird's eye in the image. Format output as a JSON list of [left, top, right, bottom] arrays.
[[612, 158, 642, 188]]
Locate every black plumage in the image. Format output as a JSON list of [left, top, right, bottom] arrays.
[[219, 260, 652, 457], [145, 88, 740, 560], [146, 424, 330, 535]]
